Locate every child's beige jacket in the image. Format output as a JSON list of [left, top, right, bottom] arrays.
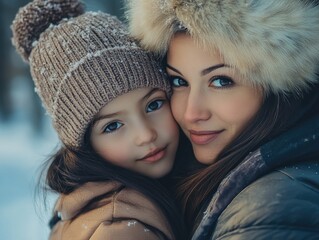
[[49, 181, 174, 240]]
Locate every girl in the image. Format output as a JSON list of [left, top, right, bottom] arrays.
[[11, 0, 186, 239], [127, 0, 319, 239]]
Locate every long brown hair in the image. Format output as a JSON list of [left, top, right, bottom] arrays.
[[176, 88, 313, 231]]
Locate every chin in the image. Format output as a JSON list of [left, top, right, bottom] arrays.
[[148, 169, 169, 179], [193, 148, 218, 165], [150, 161, 174, 179]]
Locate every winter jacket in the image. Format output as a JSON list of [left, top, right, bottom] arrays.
[[49, 181, 174, 240], [192, 105, 319, 239]]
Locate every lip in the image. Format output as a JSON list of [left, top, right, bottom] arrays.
[[138, 146, 167, 163], [189, 130, 224, 145]]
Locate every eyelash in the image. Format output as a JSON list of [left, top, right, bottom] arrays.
[[146, 99, 165, 112], [209, 75, 234, 89], [102, 99, 166, 134], [103, 121, 123, 134], [168, 76, 188, 88]]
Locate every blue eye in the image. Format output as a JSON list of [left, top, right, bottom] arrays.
[[103, 121, 123, 133], [210, 76, 234, 88], [147, 100, 164, 112], [169, 76, 188, 87]]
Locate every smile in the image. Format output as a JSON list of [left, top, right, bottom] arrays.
[[138, 146, 167, 163], [189, 130, 224, 145]]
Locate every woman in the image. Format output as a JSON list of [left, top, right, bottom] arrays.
[[126, 0, 319, 239]]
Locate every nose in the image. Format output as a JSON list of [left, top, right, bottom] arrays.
[[134, 121, 158, 146], [184, 89, 211, 123]]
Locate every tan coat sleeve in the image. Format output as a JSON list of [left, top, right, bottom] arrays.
[[90, 220, 166, 240], [49, 182, 174, 240]]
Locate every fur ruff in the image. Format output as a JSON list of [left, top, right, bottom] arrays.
[[126, 0, 319, 93]]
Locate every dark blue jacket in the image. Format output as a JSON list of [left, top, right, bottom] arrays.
[[192, 97, 319, 240]]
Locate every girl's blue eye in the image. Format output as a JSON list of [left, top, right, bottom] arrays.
[[147, 100, 164, 112], [103, 121, 123, 133], [169, 76, 188, 87], [210, 76, 234, 88]]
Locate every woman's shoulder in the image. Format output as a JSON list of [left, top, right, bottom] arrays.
[[50, 181, 173, 239], [212, 160, 319, 240]]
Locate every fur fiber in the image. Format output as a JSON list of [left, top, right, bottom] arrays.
[[126, 0, 319, 93]]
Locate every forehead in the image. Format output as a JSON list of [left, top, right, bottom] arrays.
[[167, 33, 223, 69]]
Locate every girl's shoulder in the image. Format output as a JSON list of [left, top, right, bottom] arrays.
[[49, 181, 174, 239]]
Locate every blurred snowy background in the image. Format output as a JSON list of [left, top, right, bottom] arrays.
[[0, 1, 124, 239]]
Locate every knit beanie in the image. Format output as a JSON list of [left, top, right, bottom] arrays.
[[126, 0, 319, 94], [11, 0, 171, 148]]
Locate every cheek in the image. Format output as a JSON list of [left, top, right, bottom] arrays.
[[93, 138, 131, 166], [220, 91, 262, 125], [170, 93, 185, 125], [155, 107, 179, 138]]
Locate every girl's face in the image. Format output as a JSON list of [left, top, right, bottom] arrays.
[[166, 33, 263, 165], [90, 88, 179, 178]]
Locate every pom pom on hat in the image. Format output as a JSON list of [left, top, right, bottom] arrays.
[[11, 0, 84, 62]]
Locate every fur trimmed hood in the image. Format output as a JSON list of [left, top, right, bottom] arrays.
[[126, 0, 319, 93]]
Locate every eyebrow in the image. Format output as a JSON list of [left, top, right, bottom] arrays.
[[166, 63, 228, 76], [141, 88, 159, 102], [201, 64, 227, 76], [92, 112, 120, 127], [92, 88, 160, 126]]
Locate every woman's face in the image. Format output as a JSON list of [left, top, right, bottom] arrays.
[[90, 88, 179, 178], [166, 33, 263, 165]]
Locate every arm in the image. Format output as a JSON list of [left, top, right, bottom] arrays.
[[49, 182, 174, 240], [90, 219, 169, 240]]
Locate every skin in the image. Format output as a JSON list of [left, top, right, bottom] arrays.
[[166, 33, 263, 165], [90, 87, 179, 178]]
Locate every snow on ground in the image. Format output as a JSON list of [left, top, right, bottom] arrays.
[[0, 75, 60, 238], [0, 117, 59, 239]]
